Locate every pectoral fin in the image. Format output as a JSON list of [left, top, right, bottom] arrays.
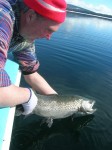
[[46, 118, 53, 128], [41, 117, 54, 128]]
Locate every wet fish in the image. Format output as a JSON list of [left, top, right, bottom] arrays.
[[16, 93, 96, 127]]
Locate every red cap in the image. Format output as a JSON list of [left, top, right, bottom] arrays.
[[23, 0, 67, 23]]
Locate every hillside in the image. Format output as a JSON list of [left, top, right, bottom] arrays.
[[67, 4, 112, 20]]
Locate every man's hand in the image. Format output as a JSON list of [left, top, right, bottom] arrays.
[[22, 88, 38, 115]]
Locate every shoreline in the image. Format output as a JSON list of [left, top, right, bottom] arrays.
[[67, 10, 112, 21]]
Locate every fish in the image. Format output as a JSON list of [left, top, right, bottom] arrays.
[[16, 93, 96, 127]]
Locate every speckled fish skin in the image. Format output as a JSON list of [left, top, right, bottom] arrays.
[[32, 93, 96, 119]]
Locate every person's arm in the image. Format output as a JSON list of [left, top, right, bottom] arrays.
[[24, 72, 57, 95], [0, 2, 37, 114], [0, 85, 38, 115], [0, 85, 30, 107], [12, 42, 57, 95]]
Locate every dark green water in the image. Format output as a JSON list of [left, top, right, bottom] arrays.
[[10, 13, 112, 150]]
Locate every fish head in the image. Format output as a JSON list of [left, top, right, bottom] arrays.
[[80, 100, 96, 114]]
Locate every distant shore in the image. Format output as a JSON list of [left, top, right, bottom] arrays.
[[67, 4, 112, 21], [67, 10, 112, 21]]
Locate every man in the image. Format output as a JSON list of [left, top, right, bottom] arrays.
[[0, 0, 67, 114]]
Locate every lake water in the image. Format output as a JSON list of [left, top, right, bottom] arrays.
[[10, 13, 112, 150]]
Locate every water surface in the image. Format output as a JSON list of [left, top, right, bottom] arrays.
[[10, 13, 112, 150]]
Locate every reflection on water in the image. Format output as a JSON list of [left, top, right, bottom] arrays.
[[64, 13, 112, 32], [10, 115, 94, 150]]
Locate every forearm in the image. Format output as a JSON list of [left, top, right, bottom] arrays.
[[0, 85, 30, 107], [24, 72, 57, 95]]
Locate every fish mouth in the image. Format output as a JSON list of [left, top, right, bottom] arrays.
[[80, 100, 96, 114]]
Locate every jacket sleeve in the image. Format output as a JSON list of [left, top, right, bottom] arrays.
[[12, 42, 40, 75], [0, 1, 14, 87]]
